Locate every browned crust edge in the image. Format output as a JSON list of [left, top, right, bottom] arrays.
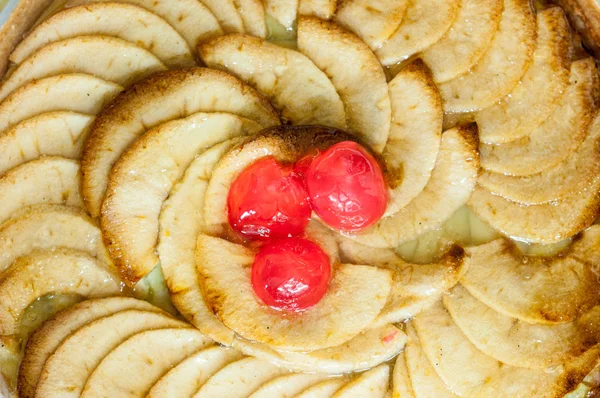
[[0, 0, 54, 78]]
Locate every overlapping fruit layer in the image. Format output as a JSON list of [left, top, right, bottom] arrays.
[[1, 0, 600, 397]]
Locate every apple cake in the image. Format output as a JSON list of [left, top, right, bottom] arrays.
[[1, 0, 600, 397]]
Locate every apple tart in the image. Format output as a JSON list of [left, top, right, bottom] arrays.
[[2, 0, 600, 397]]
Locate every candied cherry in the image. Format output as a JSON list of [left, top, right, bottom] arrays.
[[252, 237, 331, 311], [305, 141, 388, 232], [228, 156, 311, 240]]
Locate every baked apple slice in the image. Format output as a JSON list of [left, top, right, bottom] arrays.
[[196, 234, 391, 351], [65, 0, 222, 48], [375, 0, 459, 65], [147, 346, 243, 398], [385, 60, 442, 214], [35, 310, 188, 398], [297, 17, 391, 153], [298, 0, 337, 19], [0, 204, 109, 274], [339, 238, 466, 326], [478, 104, 600, 204], [332, 364, 389, 398], [19, 297, 159, 398], [415, 302, 600, 397], [81, 328, 210, 397], [248, 373, 329, 397], [9, 3, 194, 68], [235, 324, 406, 374], [235, 0, 267, 38], [193, 357, 284, 397], [404, 324, 455, 397], [334, 0, 408, 50], [421, 0, 502, 83], [199, 34, 346, 129], [296, 379, 346, 397], [348, 125, 479, 248], [440, 0, 536, 112], [444, 285, 600, 369], [0, 74, 121, 134], [475, 7, 571, 144], [101, 112, 262, 283], [0, 249, 121, 335], [81, 67, 279, 217], [391, 349, 415, 398], [480, 58, 600, 175], [0, 36, 165, 103], [459, 234, 600, 324], [0, 111, 92, 175], [0, 157, 84, 226], [159, 139, 242, 344]]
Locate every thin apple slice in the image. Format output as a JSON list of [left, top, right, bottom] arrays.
[[347, 125, 479, 248], [480, 58, 600, 176], [197, 234, 391, 351], [413, 301, 501, 396], [478, 104, 600, 205], [339, 239, 466, 326], [199, 35, 346, 129], [9, 3, 194, 68], [0, 74, 122, 134], [159, 139, 241, 345], [392, 349, 415, 398], [0, 111, 93, 176], [198, 0, 244, 33], [0, 204, 109, 274], [65, 0, 222, 48], [298, 0, 337, 19], [404, 324, 456, 398], [444, 285, 600, 369], [194, 357, 285, 397], [265, 0, 297, 28], [81, 68, 279, 217], [81, 328, 210, 397], [0, 157, 84, 226], [439, 0, 536, 112], [375, 0, 459, 66], [416, 302, 600, 397], [249, 373, 330, 397], [385, 60, 442, 214], [296, 379, 346, 397], [235, 0, 267, 38], [297, 17, 391, 152], [470, 345, 600, 398], [36, 311, 188, 398], [475, 7, 571, 144], [148, 346, 243, 398], [334, 0, 408, 50], [0, 36, 165, 101], [101, 112, 262, 284], [234, 324, 406, 374], [0, 249, 122, 335], [332, 364, 389, 398], [19, 297, 159, 398], [468, 168, 600, 244], [460, 235, 600, 324], [421, 0, 502, 83]]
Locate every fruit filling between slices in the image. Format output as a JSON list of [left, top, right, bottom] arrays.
[[252, 237, 331, 312]]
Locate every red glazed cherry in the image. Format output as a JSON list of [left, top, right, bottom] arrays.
[[305, 141, 388, 232], [252, 237, 331, 311], [228, 156, 311, 240]]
